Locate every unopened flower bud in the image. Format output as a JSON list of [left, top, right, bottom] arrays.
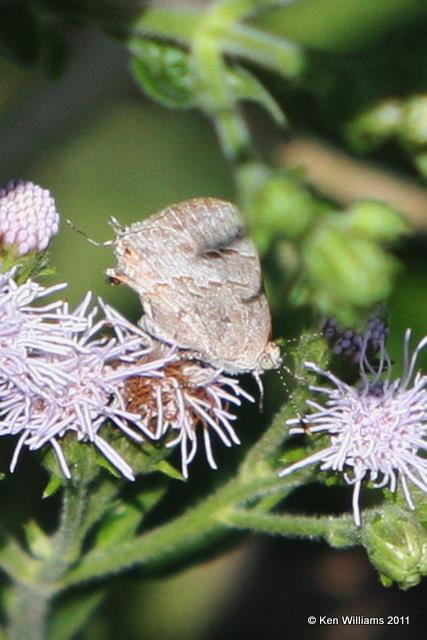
[[400, 95, 427, 148], [346, 99, 402, 152], [255, 175, 316, 241], [0, 180, 59, 256], [362, 508, 427, 588], [303, 223, 396, 319], [347, 200, 409, 242]]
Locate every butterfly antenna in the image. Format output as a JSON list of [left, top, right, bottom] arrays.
[[276, 365, 310, 432], [66, 219, 112, 247], [109, 216, 124, 234]]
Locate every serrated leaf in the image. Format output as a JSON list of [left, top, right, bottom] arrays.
[[228, 65, 286, 126], [130, 39, 195, 109]]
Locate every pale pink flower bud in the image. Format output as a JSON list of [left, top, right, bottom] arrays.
[[0, 179, 60, 255]]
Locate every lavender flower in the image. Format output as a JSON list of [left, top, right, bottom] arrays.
[[0, 271, 174, 479], [0, 180, 59, 255], [123, 357, 254, 478], [0, 270, 253, 480], [280, 331, 427, 526]]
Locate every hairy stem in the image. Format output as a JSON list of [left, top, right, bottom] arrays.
[[60, 472, 289, 587], [221, 509, 359, 546], [7, 584, 50, 640], [6, 483, 90, 640]]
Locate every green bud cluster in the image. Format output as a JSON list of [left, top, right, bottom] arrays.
[[239, 164, 408, 324], [346, 94, 427, 178]]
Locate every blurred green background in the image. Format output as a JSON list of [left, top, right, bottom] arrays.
[[1, 1, 427, 639]]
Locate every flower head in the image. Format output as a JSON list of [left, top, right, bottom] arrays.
[[0, 270, 253, 480], [123, 356, 254, 478], [280, 331, 427, 526], [0, 271, 174, 478], [0, 180, 59, 255]]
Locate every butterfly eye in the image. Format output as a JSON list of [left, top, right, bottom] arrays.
[[260, 343, 283, 371]]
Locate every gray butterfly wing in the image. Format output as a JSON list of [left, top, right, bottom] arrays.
[[109, 198, 275, 373]]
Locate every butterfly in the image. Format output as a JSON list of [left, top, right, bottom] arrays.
[[106, 197, 281, 379]]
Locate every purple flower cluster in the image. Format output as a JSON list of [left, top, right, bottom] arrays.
[[0, 271, 251, 479], [281, 331, 427, 526], [322, 308, 389, 363]]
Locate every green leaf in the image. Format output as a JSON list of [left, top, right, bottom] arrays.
[[154, 459, 184, 481], [129, 38, 286, 127], [300, 214, 400, 324], [0, 532, 39, 583], [109, 434, 176, 478], [345, 99, 402, 153], [43, 475, 62, 499], [48, 590, 105, 640], [23, 520, 52, 561], [41, 435, 102, 487], [130, 39, 195, 109], [95, 486, 166, 548], [228, 65, 285, 126], [95, 501, 144, 548], [346, 200, 410, 241]]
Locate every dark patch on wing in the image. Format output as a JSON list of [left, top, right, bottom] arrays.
[[198, 225, 246, 256], [242, 283, 265, 303]]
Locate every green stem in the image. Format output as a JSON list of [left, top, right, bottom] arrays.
[[7, 584, 50, 640], [191, 6, 253, 162], [59, 337, 325, 588], [239, 401, 293, 479], [46, 485, 88, 579], [60, 473, 292, 588], [132, 7, 304, 79], [221, 509, 359, 545], [6, 483, 90, 639]]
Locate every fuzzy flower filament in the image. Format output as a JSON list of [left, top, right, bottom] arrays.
[[124, 359, 253, 478], [280, 331, 427, 526], [0, 271, 252, 479]]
